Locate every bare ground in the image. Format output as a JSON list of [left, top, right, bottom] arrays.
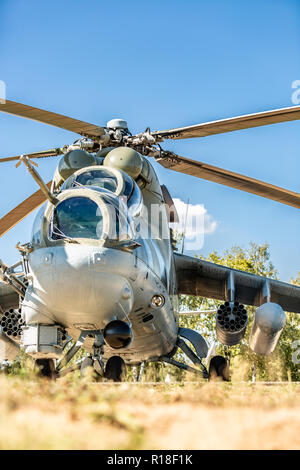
[[0, 374, 300, 450]]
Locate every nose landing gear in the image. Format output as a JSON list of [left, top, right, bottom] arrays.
[[80, 355, 126, 382], [208, 355, 230, 381], [34, 358, 56, 379], [104, 356, 126, 382], [80, 356, 102, 379], [37, 329, 129, 382], [54, 330, 127, 382], [56, 330, 105, 380]]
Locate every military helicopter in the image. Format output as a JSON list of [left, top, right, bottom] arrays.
[[0, 99, 300, 381]]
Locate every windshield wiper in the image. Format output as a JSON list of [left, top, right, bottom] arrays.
[[52, 226, 79, 244]]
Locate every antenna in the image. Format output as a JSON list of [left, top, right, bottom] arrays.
[[181, 197, 190, 254]]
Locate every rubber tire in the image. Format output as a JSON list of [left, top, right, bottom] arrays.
[[35, 359, 56, 379], [104, 356, 126, 382], [80, 356, 94, 378], [208, 355, 230, 381]]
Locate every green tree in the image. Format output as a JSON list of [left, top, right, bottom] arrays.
[[179, 243, 300, 381], [291, 271, 300, 286]]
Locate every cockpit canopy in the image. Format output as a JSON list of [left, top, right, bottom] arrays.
[[61, 166, 142, 217], [32, 191, 134, 247], [51, 197, 103, 240], [76, 170, 119, 193], [32, 166, 142, 247]]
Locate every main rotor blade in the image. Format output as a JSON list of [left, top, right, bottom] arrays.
[[0, 182, 51, 237], [152, 106, 300, 140], [156, 153, 300, 209], [0, 148, 63, 163], [0, 100, 105, 139]]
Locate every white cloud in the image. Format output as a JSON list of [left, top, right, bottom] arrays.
[[170, 198, 217, 249], [0, 80, 6, 104]]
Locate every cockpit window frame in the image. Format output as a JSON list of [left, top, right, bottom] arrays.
[[50, 196, 105, 241], [40, 188, 135, 248], [45, 190, 111, 246], [62, 166, 133, 199], [62, 165, 142, 217]]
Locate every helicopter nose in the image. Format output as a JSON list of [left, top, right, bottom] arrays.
[[23, 246, 135, 330], [54, 271, 134, 329], [23, 270, 135, 330]]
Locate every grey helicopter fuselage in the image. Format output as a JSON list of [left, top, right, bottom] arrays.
[[21, 146, 179, 364], [1, 105, 299, 377]]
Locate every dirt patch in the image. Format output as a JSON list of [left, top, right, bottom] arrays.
[[0, 376, 299, 449]]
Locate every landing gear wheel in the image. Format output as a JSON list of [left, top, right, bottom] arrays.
[[208, 355, 230, 381], [80, 356, 95, 378], [104, 356, 126, 382], [35, 359, 56, 379]]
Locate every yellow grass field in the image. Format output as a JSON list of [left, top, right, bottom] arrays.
[[0, 374, 300, 450]]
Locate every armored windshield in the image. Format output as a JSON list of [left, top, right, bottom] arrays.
[[50, 197, 103, 240], [63, 167, 135, 198], [74, 169, 119, 193]]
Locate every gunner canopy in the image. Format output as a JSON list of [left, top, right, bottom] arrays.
[[64, 167, 133, 198], [62, 167, 142, 217], [51, 197, 103, 240], [74, 169, 119, 193]]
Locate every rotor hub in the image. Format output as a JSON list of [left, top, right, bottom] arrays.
[[106, 118, 128, 130]]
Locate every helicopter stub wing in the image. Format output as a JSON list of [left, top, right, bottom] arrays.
[[0, 100, 105, 139], [156, 153, 300, 209], [0, 182, 51, 237], [174, 253, 300, 313], [152, 105, 300, 141]]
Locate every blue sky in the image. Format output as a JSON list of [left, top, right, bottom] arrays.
[[0, 0, 299, 281]]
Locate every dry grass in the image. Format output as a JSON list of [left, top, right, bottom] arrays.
[[0, 373, 300, 450]]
